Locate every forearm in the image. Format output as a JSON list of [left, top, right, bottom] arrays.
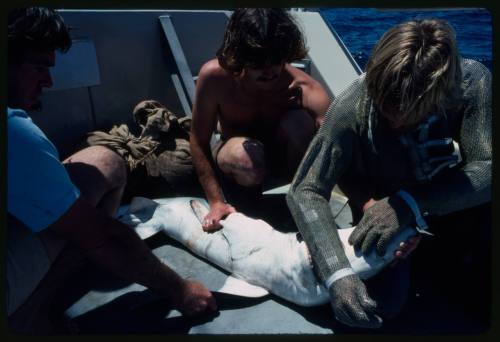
[[407, 160, 491, 217], [190, 135, 225, 205], [287, 76, 363, 285], [84, 215, 186, 304], [287, 134, 355, 284], [52, 199, 187, 306], [287, 188, 352, 283]]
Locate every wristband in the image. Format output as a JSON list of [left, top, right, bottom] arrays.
[[324, 267, 355, 289]]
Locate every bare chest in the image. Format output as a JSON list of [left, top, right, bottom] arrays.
[[217, 85, 302, 136]]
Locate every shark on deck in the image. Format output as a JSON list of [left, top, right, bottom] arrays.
[[116, 197, 418, 307]]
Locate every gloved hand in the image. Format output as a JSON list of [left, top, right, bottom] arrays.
[[329, 274, 382, 328], [348, 196, 413, 256]]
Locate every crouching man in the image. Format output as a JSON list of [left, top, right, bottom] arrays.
[[190, 8, 331, 231], [7, 7, 216, 333]]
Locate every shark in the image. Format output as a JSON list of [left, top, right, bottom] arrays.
[[116, 197, 418, 307]]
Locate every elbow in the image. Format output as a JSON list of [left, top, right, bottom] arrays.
[[464, 160, 491, 185], [189, 133, 199, 148]]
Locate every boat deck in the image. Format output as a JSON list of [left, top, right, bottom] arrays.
[[26, 9, 490, 335], [57, 194, 488, 334]]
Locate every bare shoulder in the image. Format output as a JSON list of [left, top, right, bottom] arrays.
[[198, 59, 233, 85]]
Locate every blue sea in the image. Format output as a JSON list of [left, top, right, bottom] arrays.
[[319, 8, 492, 71]]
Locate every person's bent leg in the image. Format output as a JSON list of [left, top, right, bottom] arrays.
[[275, 109, 315, 177], [216, 137, 266, 187], [63, 146, 127, 216]]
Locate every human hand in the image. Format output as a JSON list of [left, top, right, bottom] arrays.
[[328, 274, 382, 328], [362, 198, 377, 212], [394, 235, 422, 260], [176, 280, 217, 317], [363, 198, 421, 261], [202, 202, 236, 232], [349, 196, 413, 256]]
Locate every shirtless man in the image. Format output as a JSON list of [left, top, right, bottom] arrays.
[[190, 8, 330, 231]]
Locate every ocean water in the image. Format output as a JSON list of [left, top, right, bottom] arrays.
[[319, 8, 492, 71]]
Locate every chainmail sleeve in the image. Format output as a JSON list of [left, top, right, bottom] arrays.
[[407, 59, 491, 216], [286, 78, 364, 283]]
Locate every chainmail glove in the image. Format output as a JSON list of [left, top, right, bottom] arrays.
[[329, 274, 382, 328], [348, 195, 413, 256]]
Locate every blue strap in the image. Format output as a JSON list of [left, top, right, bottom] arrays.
[[396, 190, 434, 236]]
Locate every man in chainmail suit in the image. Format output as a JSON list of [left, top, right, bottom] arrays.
[[287, 19, 491, 328]]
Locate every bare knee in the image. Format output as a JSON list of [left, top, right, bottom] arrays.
[[63, 146, 127, 202], [94, 147, 127, 189], [217, 137, 266, 187]]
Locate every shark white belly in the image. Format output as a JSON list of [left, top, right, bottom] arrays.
[[116, 197, 417, 307]]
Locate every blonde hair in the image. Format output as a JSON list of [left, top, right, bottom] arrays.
[[365, 19, 462, 126]]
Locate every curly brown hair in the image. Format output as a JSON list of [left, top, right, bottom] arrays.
[[216, 8, 308, 74]]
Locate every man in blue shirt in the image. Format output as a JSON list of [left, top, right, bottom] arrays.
[[7, 7, 216, 333]]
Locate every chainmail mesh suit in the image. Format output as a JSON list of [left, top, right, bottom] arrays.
[[286, 59, 491, 325]]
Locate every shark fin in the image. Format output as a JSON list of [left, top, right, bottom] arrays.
[[216, 275, 269, 298], [190, 199, 209, 224], [129, 197, 159, 213], [262, 183, 290, 195]]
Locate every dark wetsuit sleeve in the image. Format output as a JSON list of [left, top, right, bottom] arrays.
[[409, 60, 492, 216], [286, 79, 362, 283]]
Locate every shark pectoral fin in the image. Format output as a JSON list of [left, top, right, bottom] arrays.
[[190, 200, 210, 224], [129, 197, 159, 213], [262, 183, 290, 195], [134, 223, 162, 240], [216, 275, 269, 298]]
